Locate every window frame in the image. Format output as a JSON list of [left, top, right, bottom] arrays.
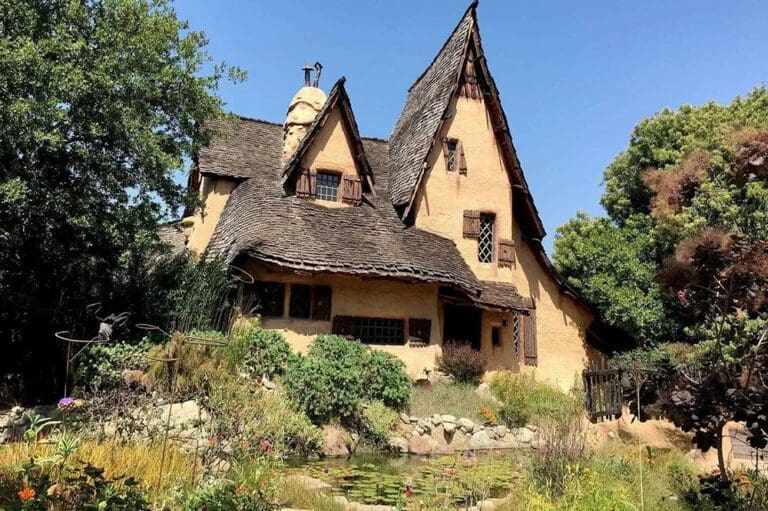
[[246, 281, 286, 318], [477, 213, 495, 263], [332, 316, 406, 345], [289, 284, 312, 319], [445, 139, 458, 171], [315, 170, 341, 202], [491, 325, 502, 348]]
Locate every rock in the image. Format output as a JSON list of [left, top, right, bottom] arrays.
[[457, 418, 474, 432], [431, 414, 442, 425], [285, 474, 331, 492], [418, 419, 432, 433], [494, 425, 508, 438], [400, 413, 410, 424], [512, 427, 535, 444], [443, 421, 456, 434], [497, 433, 521, 449], [607, 430, 617, 440], [469, 430, 497, 450], [333, 495, 348, 506], [262, 378, 276, 390], [408, 435, 434, 455], [10, 406, 23, 416], [347, 503, 396, 511], [387, 436, 408, 453], [322, 424, 351, 457], [414, 426, 424, 436], [476, 383, 502, 406], [441, 414, 457, 424]]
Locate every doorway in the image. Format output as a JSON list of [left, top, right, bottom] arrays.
[[443, 303, 482, 350]]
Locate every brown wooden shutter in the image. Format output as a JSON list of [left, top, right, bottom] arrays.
[[311, 286, 332, 321], [442, 137, 450, 158], [341, 176, 363, 205], [408, 318, 432, 342], [498, 239, 515, 267], [458, 141, 468, 175], [463, 210, 481, 238], [523, 309, 538, 366], [296, 168, 311, 198], [308, 169, 317, 198]]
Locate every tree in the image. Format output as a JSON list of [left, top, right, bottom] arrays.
[[0, 0, 244, 400], [554, 88, 768, 344]]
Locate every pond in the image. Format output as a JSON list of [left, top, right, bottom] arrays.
[[287, 450, 529, 507]]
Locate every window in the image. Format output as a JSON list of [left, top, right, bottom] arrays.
[[316, 172, 340, 201], [512, 313, 521, 355], [289, 284, 333, 320], [332, 316, 405, 345], [445, 140, 458, 171], [246, 281, 285, 317], [492, 326, 502, 348], [478, 213, 495, 263], [408, 318, 432, 342], [289, 284, 311, 318]]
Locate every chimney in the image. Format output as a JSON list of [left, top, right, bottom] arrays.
[[282, 62, 326, 165]]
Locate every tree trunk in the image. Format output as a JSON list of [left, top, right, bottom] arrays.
[[716, 423, 729, 483]]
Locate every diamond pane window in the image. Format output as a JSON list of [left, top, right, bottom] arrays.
[[512, 313, 521, 355], [478, 213, 495, 263], [316, 172, 340, 201], [446, 140, 458, 171]]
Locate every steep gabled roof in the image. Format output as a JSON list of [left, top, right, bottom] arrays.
[[387, 2, 546, 239], [281, 78, 375, 193], [388, 3, 474, 209], [198, 116, 282, 179]]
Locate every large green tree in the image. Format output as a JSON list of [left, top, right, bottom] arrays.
[[554, 87, 768, 344], [0, 0, 243, 400]]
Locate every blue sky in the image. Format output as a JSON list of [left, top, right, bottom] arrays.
[[175, 0, 767, 252]]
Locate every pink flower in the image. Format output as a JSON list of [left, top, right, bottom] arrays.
[[58, 397, 74, 408]]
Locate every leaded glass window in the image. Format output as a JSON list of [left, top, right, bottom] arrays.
[[316, 172, 340, 201], [478, 213, 495, 263], [446, 140, 458, 171], [512, 313, 521, 355]]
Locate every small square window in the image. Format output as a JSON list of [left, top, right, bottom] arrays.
[[445, 140, 458, 171], [478, 213, 495, 263], [316, 172, 340, 201], [246, 281, 285, 317], [492, 326, 502, 348], [312, 286, 332, 321], [289, 284, 311, 319]]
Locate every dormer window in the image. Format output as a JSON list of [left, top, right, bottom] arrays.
[[442, 137, 467, 174], [316, 171, 340, 201]]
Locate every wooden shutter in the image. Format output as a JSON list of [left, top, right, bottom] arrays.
[[523, 309, 538, 366], [498, 239, 515, 267], [442, 137, 450, 158], [311, 286, 332, 321], [463, 210, 481, 238], [408, 318, 431, 342], [296, 168, 317, 199], [458, 141, 468, 175], [341, 176, 363, 205]]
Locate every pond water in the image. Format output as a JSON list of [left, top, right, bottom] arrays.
[[286, 450, 529, 507]]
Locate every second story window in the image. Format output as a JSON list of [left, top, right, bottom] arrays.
[[316, 172, 340, 201], [442, 137, 468, 174], [445, 139, 458, 171], [478, 213, 495, 263]]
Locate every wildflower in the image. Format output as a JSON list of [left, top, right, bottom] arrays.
[[259, 439, 272, 453], [208, 436, 218, 446], [405, 480, 413, 498], [18, 486, 36, 501], [58, 397, 74, 408], [677, 289, 690, 307], [465, 449, 474, 458], [235, 486, 247, 495], [442, 467, 455, 478], [322, 467, 329, 474]]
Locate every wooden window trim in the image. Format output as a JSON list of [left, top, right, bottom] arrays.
[[332, 315, 406, 345], [315, 170, 341, 202]]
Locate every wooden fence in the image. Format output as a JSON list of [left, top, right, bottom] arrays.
[[582, 366, 623, 422]]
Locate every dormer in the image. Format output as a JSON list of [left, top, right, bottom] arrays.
[[281, 73, 374, 207]]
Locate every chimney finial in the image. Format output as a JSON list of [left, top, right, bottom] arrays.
[[302, 62, 312, 87], [312, 62, 323, 88]]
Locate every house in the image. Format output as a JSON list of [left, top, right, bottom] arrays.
[[181, 2, 609, 389]]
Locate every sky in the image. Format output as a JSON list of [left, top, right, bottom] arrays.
[[175, 0, 768, 253]]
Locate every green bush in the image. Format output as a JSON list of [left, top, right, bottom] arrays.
[[358, 401, 400, 447], [183, 458, 281, 511], [361, 350, 411, 409], [436, 344, 485, 383], [491, 373, 578, 427], [74, 339, 152, 391], [241, 327, 293, 378], [285, 335, 411, 424]]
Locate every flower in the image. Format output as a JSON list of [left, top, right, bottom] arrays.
[[208, 436, 218, 446], [18, 486, 36, 501], [465, 449, 474, 458], [442, 467, 455, 478], [258, 439, 272, 453], [405, 479, 413, 498], [58, 397, 74, 408], [235, 486, 247, 495], [322, 467, 329, 474]]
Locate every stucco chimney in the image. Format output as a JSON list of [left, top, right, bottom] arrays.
[[282, 63, 326, 165]]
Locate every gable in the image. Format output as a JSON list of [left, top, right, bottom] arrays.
[[300, 106, 359, 179]]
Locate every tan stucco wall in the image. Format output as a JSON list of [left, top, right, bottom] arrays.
[[242, 262, 443, 378], [413, 94, 597, 390], [185, 176, 236, 256], [300, 106, 358, 208]]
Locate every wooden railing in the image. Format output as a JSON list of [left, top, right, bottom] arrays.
[[582, 366, 623, 422]]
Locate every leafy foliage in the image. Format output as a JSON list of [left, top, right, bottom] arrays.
[[554, 87, 768, 344], [285, 335, 411, 424], [73, 339, 152, 391], [490, 373, 579, 428], [241, 328, 293, 379], [0, 0, 243, 401], [436, 344, 486, 383], [182, 458, 282, 511], [357, 400, 400, 447]]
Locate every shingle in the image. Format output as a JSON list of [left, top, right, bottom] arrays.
[[387, 5, 475, 207], [197, 116, 282, 179], [474, 280, 531, 312]]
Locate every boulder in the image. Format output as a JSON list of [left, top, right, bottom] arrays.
[[322, 424, 351, 457], [493, 425, 508, 438], [441, 414, 457, 424], [431, 414, 442, 426], [469, 430, 497, 450], [399, 413, 411, 424], [408, 435, 434, 455], [476, 383, 502, 406], [387, 436, 408, 453], [512, 427, 535, 444], [443, 421, 456, 434], [457, 418, 475, 432]]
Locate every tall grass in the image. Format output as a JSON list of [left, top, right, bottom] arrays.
[[490, 373, 578, 427], [408, 381, 496, 422]]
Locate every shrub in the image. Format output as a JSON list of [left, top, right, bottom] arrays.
[[358, 401, 400, 447], [241, 327, 293, 378], [73, 339, 152, 391], [361, 351, 411, 409], [285, 335, 411, 424], [183, 458, 281, 511], [436, 344, 485, 383], [491, 373, 577, 427], [408, 381, 496, 423]]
